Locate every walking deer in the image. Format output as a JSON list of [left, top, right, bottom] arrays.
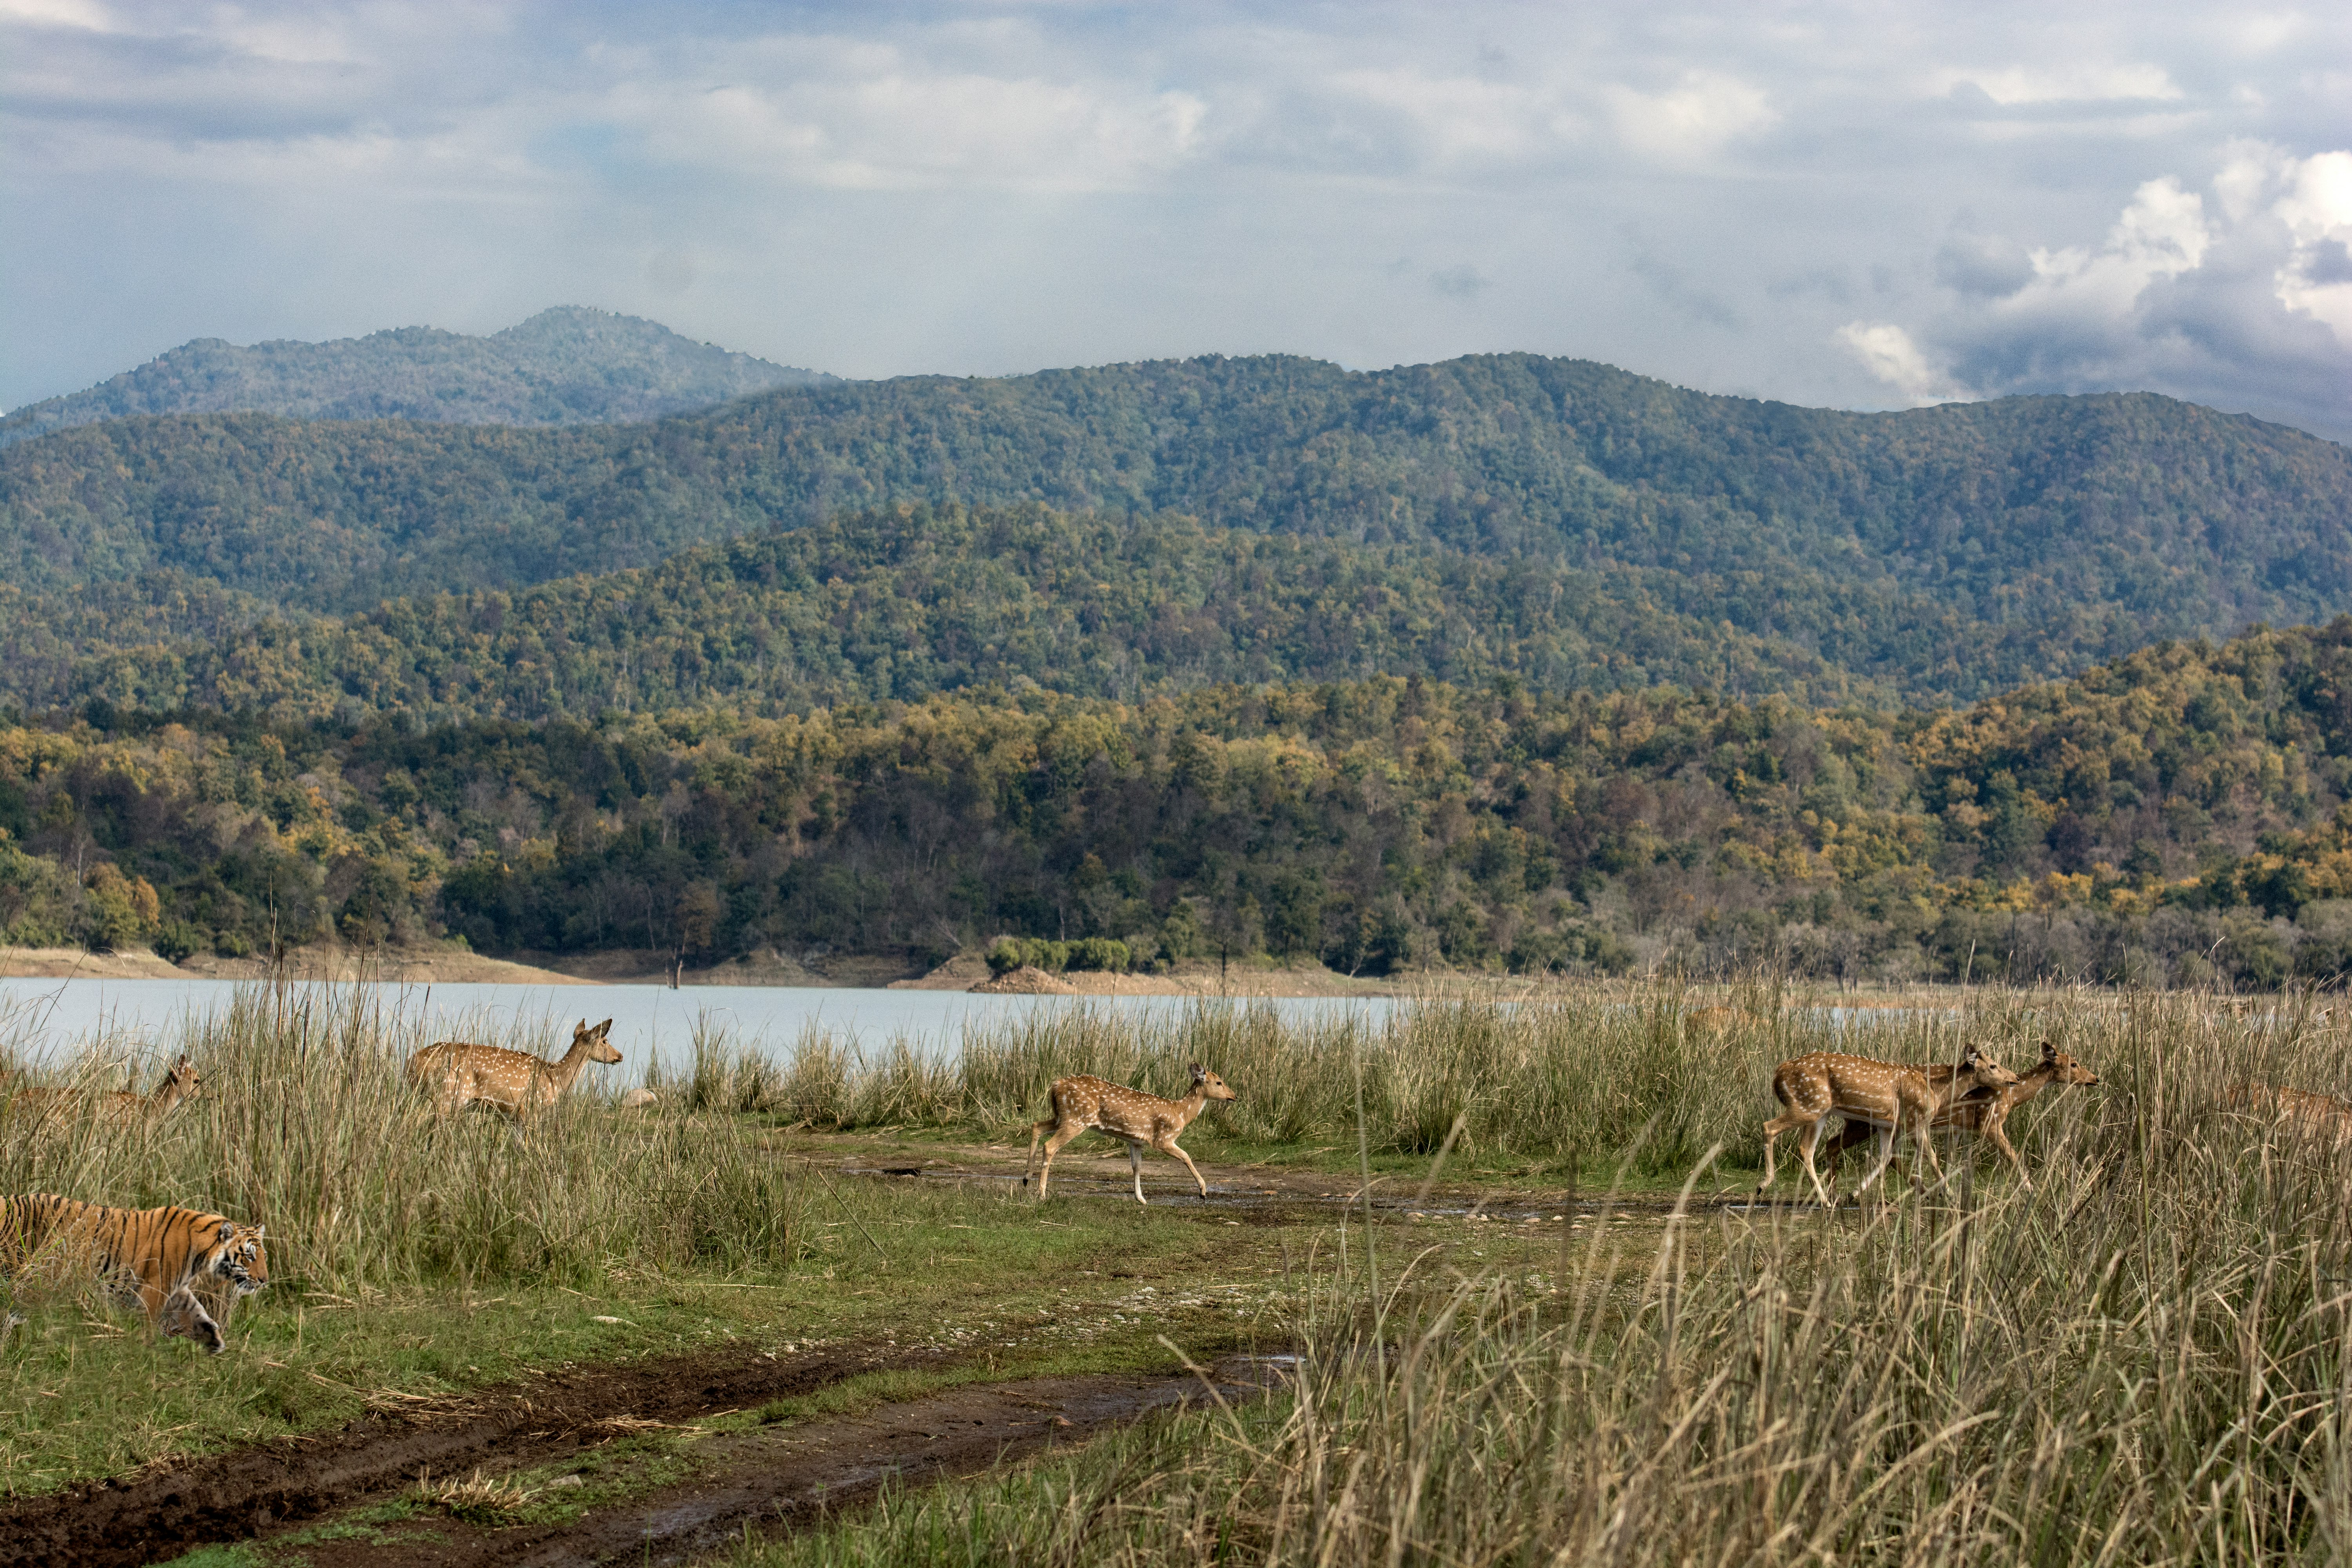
[[1024, 1064, 1238, 1203], [9, 1055, 203, 1127], [1757, 1043, 2020, 1207], [1817, 1038, 2097, 1192], [406, 1019, 621, 1140]]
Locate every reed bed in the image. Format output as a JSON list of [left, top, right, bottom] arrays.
[[0, 984, 806, 1296], [670, 978, 2109, 1172], [737, 985, 2352, 1565]]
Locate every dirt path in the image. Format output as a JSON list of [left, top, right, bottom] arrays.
[[0, 1340, 925, 1567], [0, 1334, 1275, 1568]]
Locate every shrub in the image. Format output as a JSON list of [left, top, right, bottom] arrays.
[[987, 936, 1072, 974], [152, 921, 209, 965], [1065, 937, 1130, 973]]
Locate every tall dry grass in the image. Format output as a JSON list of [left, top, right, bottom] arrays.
[[671, 977, 2104, 1174], [0, 984, 806, 1296], [740, 985, 2352, 1565]]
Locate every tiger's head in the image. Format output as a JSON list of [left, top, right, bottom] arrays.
[[211, 1220, 268, 1297]]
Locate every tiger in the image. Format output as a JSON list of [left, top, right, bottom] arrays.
[[0, 1194, 268, 1354]]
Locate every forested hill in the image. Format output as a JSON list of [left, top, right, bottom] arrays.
[[0, 307, 834, 447], [2, 352, 2346, 702], [0, 506, 1877, 720], [16, 618, 2352, 991]]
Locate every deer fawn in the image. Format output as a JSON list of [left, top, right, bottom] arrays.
[[1024, 1063, 1238, 1203], [9, 1055, 202, 1127], [1758, 1043, 2020, 1207], [406, 1019, 621, 1141], [1817, 1038, 2097, 1192]]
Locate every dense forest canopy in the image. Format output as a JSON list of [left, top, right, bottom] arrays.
[[0, 505, 1878, 720], [13, 619, 2352, 988], [0, 307, 833, 448], [4, 354, 2347, 703]]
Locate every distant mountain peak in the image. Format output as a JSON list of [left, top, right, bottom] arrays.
[[0, 309, 837, 447]]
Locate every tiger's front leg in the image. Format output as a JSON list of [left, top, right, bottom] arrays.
[[158, 1287, 225, 1353]]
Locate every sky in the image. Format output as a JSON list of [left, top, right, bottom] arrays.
[[4, 1, 2350, 440]]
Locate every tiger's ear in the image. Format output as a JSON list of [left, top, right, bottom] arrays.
[[249, 1223, 265, 1238]]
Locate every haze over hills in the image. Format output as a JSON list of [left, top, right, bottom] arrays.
[[0, 350, 2347, 704], [0, 307, 835, 447]]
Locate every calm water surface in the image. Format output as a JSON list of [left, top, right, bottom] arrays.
[[0, 977, 1403, 1078]]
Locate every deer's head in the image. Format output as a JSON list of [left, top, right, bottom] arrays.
[[163, 1054, 202, 1100], [1190, 1063, 1238, 1102], [1959, 1043, 2021, 1091], [575, 1018, 623, 1065], [2041, 1037, 2098, 1086]]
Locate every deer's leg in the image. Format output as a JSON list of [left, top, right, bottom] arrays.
[[1793, 1116, 1837, 1208], [1023, 1116, 1056, 1191], [1984, 1112, 2030, 1188], [1906, 1103, 1946, 1192], [1128, 1141, 1147, 1204], [1853, 1124, 1900, 1200], [1757, 1109, 1813, 1194], [1036, 1122, 1088, 1200], [1158, 1133, 1209, 1198], [1823, 1118, 1871, 1200]]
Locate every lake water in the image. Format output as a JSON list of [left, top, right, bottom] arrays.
[[0, 977, 1405, 1079]]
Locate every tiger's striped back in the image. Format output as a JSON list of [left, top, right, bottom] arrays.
[[0, 1193, 267, 1353]]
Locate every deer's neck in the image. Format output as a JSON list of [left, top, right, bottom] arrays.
[[1941, 1063, 2007, 1109], [541, 1039, 593, 1099], [1169, 1086, 1208, 1131], [2000, 1062, 2056, 1107]]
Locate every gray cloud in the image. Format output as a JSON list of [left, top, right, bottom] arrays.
[[0, 1, 2347, 442]]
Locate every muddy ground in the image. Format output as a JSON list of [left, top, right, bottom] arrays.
[[0, 1137, 1770, 1567], [0, 1334, 1276, 1568]]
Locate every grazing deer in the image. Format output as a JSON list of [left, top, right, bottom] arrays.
[[406, 1019, 621, 1140], [1818, 1038, 2097, 1192], [1024, 1063, 1238, 1203], [9, 1055, 203, 1127], [1758, 1043, 2020, 1207]]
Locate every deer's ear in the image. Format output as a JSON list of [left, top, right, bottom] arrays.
[[597, 1019, 613, 1034], [1189, 1062, 1205, 1080]]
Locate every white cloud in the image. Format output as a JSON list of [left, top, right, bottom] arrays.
[[2005, 177, 2210, 319], [2, 2, 2350, 443], [1606, 71, 1775, 161], [1933, 63, 2182, 105], [0, 0, 112, 31], [1836, 321, 1968, 405], [2272, 150, 2352, 341]]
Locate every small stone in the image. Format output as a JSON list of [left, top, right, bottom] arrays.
[[547, 1474, 586, 1490]]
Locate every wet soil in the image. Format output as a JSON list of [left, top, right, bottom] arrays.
[[0, 1340, 934, 1568], [0, 1339, 1274, 1568]]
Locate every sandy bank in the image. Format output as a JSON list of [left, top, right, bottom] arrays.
[[0, 944, 594, 986], [889, 953, 1409, 997]]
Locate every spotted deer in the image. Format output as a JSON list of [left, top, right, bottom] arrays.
[[1758, 1043, 2021, 1207], [1024, 1064, 1239, 1203], [1818, 1038, 2097, 1192], [9, 1055, 202, 1127], [406, 1019, 621, 1140]]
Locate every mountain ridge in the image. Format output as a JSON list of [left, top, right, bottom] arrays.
[[0, 306, 836, 446], [0, 349, 2346, 704]]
